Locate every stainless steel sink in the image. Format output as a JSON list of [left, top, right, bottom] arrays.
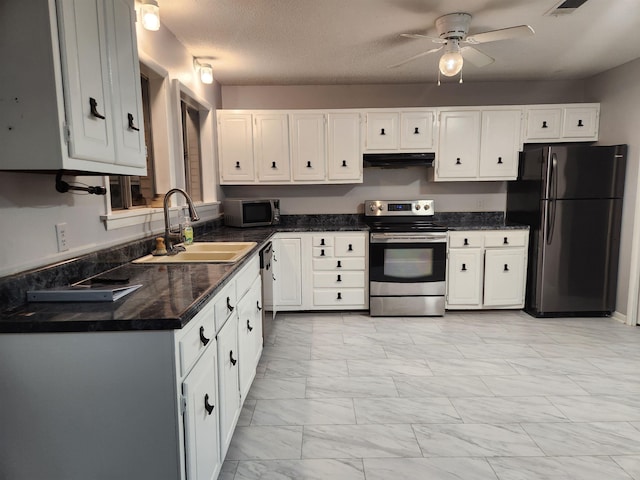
[[132, 242, 257, 264]]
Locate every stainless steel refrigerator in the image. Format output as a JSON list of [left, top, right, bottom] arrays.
[[506, 144, 627, 317]]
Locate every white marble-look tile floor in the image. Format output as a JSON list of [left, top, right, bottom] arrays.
[[222, 310, 640, 479]]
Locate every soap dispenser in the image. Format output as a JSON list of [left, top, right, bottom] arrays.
[[182, 216, 194, 245]]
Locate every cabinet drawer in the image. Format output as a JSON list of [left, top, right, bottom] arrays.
[[313, 257, 366, 271], [448, 232, 484, 248], [178, 302, 216, 377], [335, 236, 366, 257], [235, 254, 259, 299], [214, 281, 237, 332], [313, 246, 334, 258], [313, 288, 366, 306], [484, 231, 527, 248], [313, 271, 365, 288], [312, 235, 334, 247]]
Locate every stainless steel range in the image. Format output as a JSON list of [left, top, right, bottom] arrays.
[[365, 199, 448, 317]]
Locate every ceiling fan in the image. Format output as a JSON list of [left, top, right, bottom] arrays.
[[390, 12, 535, 80]]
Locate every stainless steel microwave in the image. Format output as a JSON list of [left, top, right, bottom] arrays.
[[223, 199, 280, 227]]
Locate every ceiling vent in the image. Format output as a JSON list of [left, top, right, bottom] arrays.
[[545, 0, 590, 15]]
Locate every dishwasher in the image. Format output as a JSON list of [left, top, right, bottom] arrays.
[[259, 241, 274, 339]]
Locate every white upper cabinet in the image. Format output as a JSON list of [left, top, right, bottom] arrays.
[[479, 109, 522, 179], [0, 0, 146, 175], [291, 113, 326, 182], [436, 110, 481, 180], [254, 113, 291, 182], [523, 104, 599, 142], [327, 113, 362, 182], [364, 110, 435, 152], [218, 113, 255, 183]]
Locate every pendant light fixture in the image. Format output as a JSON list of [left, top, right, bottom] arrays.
[[140, 0, 160, 31]]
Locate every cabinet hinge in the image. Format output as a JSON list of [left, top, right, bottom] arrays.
[[180, 394, 187, 414], [63, 123, 71, 144]]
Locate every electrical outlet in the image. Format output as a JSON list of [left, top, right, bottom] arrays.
[[55, 223, 69, 252]]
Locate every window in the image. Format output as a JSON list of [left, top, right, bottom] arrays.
[[110, 74, 157, 210], [180, 96, 203, 202]]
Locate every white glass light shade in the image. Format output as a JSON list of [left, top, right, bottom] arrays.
[[141, 1, 160, 31], [439, 51, 464, 77], [200, 64, 214, 84]]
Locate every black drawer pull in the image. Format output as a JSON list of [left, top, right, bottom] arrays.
[[461, 263, 467, 272], [199, 326, 210, 346], [256, 301, 262, 311], [127, 113, 140, 131], [456, 158, 461, 165], [271, 161, 277, 169], [542, 121, 548, 128], [227, 297, 234, 312], [414, 127, 420, 134], [235, 161, 241, 169], [503, 237, 509, 245], [89, 97, 105, 120], [504, 264, 509, 272], [204, 394, 214, 415], [497, 157, 503, 164], [380, 128, 386, 135], [577, 119, 584, 127], [336, 260, 342, 268], [320, 238, 325, 246], [336, 274, 342, 282], [229, 351, 237, 366], [337, 292, 342, 300], [306, 161, 312, 168], [341, 160, 347, 167], [348, 244, 353, 252], [247, 319, 253, 332], [464, 238, 469, 246], [320, 249, 325, 257]]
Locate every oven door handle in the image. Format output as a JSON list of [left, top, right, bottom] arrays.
[[370, 233, 447, 243]]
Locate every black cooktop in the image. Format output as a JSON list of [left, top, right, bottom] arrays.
[[365, 218, 448, 233]]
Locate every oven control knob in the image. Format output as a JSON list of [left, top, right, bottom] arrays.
[[415, 204, 421, 210], [424, 204, 430, 211], [369, 204, 376, 212], [378, 205, 384, 211]]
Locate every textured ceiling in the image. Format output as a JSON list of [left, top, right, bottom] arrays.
[[157, 0, 640, 85]]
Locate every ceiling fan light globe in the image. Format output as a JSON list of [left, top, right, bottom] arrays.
[[439, 52, 464, 76]]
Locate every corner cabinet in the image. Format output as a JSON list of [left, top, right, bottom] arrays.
[[447, 230, 529, 310], [0, 0, 146, 175]]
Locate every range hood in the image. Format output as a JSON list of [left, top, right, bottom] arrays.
[[363, 152, 435, 168]]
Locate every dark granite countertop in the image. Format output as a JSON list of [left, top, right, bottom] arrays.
[[0, 213, 525, 334]]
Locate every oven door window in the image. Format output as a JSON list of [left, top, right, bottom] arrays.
[[370, 243, 446, 283]]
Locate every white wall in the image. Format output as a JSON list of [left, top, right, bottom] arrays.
[[220, 80, 588, 215], [586, 58, 640, 320], [0, 21, 220, 278]]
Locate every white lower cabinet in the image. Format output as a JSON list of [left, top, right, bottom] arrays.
[[237, 275, 264, 400], [273, 232, 368, 311], [447, 230, 528, 310], [216, 310, 240, 459]]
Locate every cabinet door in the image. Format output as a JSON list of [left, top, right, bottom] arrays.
[[479, 110, 521, 179], [291, 113, 326, 181], [216, 315, 240, 458], [562, 106, 598, 139], [483, 249, 526, 307], [58, 0, 115, 164], [108, 0, 146, 168], [183, 344, 221, 480], [447, 249, 483, 307], [327, 113, 362, 182], [273, 237, 303, 307], [218, 113, 255, 183], [366, 112, 398, 150], [237, 277, 263, 401], [436, 111, 481, 180], [400, 111, 435, 150], [255, 114, 291, 182], [525, 108, 562, 140]]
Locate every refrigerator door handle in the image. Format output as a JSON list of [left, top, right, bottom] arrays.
[[546, 152, 558, 245]]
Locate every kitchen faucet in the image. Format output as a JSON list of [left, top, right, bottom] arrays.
[[163, 188, 200, 254]]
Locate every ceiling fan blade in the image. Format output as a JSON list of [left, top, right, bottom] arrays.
[[460, 46, 495, 68], [387, 47, 442, 68], [400, 33, 446, 44], [465, 25, 534, 45]]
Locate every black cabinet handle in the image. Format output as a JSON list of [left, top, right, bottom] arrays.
[[456, 158, 461, 165], [337, 292, 342, 300], [542, 121, 548, 128], [204, 394, 214, 415], [271, 161, 277, 169], [320, 238, 325, 246], [503, 237, 509, 245], [256, 301, 262, 311], [341, 160, 347, 167], [380, 128, 386, 135], [227, 297, 234, 312], [336, 260, 342, 268], [504, 264, 509, 272], [577, 119, 584, 127], [348, 244, 353, 252], [414, 127, 420, 134], [497, 157, 503, 164], [464, 238, 469, 246], [320, 249, 325, 256], [235, 161, 241, 169], [230, 350, 237, 366], [306, 161, 312, 168], [337, 274, 342, 282], [199, 326, 210, 346], [461, 263, 467, 272], [127, 113, 140, 131], [247, 319, 253, 332], [89, 97, 105, 119]]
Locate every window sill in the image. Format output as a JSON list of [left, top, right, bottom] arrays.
[[101, 202, 220, 231]]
